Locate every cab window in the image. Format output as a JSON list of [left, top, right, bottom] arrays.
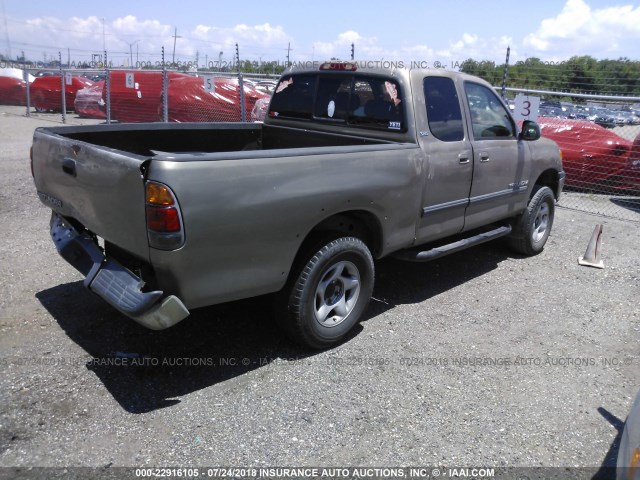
[[424, 76, 464, 142], [269, 73, 405, 132], [268, 75, 316, 120], [464, 82, 515, 139]]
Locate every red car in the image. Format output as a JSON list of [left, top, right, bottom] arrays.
[[0, 75, 27, 106], [107, 70, 186, 122], [74, 81, 106, 119], [165, 75, 270, 122], [31, 75, 94, 112], [537, 117, 640, 193]]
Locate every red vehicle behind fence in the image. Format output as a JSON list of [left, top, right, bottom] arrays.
[[31, 75, 94, 112], [165, 75, 269, 122], [537, 117, 640, 193], [0, 76, 27, 106], [74, 81, 106, 119]]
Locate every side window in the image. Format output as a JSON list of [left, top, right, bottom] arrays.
[[269, 75, 317, 120], [465, 82, 515, 139], [424, 76, 464, 142]]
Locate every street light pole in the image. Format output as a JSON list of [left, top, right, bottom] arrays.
[[172, 27, 181, 64], [128, 40, 139, 67]]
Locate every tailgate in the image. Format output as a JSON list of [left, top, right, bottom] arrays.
[[32, 127, 149, 260]]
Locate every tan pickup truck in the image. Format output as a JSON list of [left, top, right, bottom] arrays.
[[31, 62, 564, 348]]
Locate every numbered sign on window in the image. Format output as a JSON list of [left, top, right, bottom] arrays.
[[125, 73, 135, 89], [513, 94, 540, 121], [202, 75, 215, 94], [65, 72, 73, 86]]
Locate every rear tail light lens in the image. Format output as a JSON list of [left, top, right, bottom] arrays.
[[146, 205, 181, 232], [145, 181, 185, 250]]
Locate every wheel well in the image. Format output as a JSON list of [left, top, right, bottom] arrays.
[[302, 211, 383, 258], [534, 169, 560, 199]]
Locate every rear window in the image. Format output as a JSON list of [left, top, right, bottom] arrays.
[[269, 73, 405, 132], [269, 75, 317, 120]]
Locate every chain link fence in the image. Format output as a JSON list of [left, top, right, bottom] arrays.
[[462, 54, 640, 223], [0, 61, 277, 125], [503, 95, 640, 223]]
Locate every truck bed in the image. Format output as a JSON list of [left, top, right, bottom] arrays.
[[44, 122, 398, 158]]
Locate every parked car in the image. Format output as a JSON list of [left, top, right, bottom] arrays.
[[0, 67, 35, 106], [251, 96, 270, 122], [254, 80, 277, 94], [0, 75, 28, 106], [588, 107, 617, 129], [106, 70, 186, 122], [31, 75, 94, 112], [537, 117, 639, 193], [165, 75, 269, 122], [74, 81, 105, 119]]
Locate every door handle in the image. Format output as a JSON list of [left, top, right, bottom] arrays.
[[479, 152, 490, 163], [458, 153, 470, 164]]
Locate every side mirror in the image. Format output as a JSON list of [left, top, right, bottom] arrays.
[[520, 120, 541, 141]]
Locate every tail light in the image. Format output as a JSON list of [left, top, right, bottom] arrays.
[[145, 181, 185, 250]]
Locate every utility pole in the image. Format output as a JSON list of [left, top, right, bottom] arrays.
[[286, 42, 292, 67], [2, 0, 12, 60], [172, 27, 181, 64], [127, 40, 139, 68], [351, 43, 354, 60], [101, 18, 106, 52]]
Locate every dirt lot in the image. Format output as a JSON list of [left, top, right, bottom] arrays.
[[0, 107, 638, 478]]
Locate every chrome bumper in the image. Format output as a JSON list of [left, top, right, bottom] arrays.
[[50, 212, 189, 330]]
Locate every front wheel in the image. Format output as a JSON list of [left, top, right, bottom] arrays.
[[277, 236, 374, 349], [508, 185, 556, 256]]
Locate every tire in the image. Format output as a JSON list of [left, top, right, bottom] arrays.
[[508, 185, 555, 256], [277, 236, 374, 349]]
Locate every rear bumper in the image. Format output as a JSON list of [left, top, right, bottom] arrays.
[[50, 212, 189, 330]]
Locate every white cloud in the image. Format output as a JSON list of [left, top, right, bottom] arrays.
[[6, 15, 291, 65], [523, 0, 640, 58], [310, 31, 390, 60], [435, 33, 512, 65]]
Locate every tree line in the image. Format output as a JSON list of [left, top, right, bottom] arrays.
[[460, 56, 640, 97]]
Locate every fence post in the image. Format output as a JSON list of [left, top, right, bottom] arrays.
[[501, 46, 510, 102], [235, 43, 246, 122], [105, 50, 111, 124], [238, 73, 246, 122], [24, 67, 30, 117], [59, 52, 67, 124], [162, 46, 168, 123]]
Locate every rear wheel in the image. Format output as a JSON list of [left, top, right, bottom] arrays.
[[277, 236, 374, 349], [508, 185, 555, 256]]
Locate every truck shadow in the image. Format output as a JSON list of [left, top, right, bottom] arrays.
[[36, 243, 509, 414], [591, 406, 624, 479]]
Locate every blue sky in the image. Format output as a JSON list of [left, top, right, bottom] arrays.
[[2, 0, 640, 67]]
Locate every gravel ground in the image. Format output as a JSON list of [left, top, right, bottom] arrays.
[[0, 107, 638, 479]]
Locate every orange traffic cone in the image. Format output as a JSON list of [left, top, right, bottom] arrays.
[[578, 224, 604, 269]]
